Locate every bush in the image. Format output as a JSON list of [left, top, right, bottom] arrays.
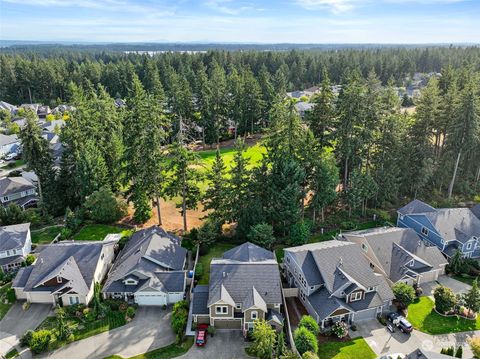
[[196, 219, 221, 248], [171, 300, 189, 339], [25, 254, 36, 266], [469, 337, 480, 358], [20, 330, 33, 347], [302, 352, 320, 359], [126, 306, 136, 319], [331, 321, 348, 338], [6, 288, 16, 303], [434, 286, 457, 314], [289, 220, 311, 245], [84, 187, 128, 224], [247, 223, 275, 249], [29, 330, 52, 354], [393, 282, 416, 308], [60, 227, 72, 240], [194, 262, 204, 280], [294, 327, 318, 355], [298, 315, 319, 336]]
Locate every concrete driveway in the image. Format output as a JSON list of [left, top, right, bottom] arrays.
[[421, 276, 471, 297], [354, 320, 476, 358], [179, 331, 249, 359], [0, 303, 52, 356], [45, 306, 175, 359]]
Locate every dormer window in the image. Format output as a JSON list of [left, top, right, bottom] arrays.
[[367, 286, 375, 292], [361, 243, 368, 252], [466, 242, 472, 250], [251, 311, 258, 320], [125, 279, 137, 285], [409, 260, 414, 267], [350, 292, 362, 302], [236, 303, 241, 310], [421, 227, 429, 236], [57, 276, 62, 283]]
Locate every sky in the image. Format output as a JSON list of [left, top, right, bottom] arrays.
[[0, 0, 479, 44]]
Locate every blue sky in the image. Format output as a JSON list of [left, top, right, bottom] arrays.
[[0, 0, 479, 43]]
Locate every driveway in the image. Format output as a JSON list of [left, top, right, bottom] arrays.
[[421, 276, 471, 297], [354, 319, 477, 358], [179, 331, 249, 359], [0, 303, 52, 356], [45, 306, 175, 359]]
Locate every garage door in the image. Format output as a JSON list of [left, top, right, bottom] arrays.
[[135, 292, 167, 306], [419, 270, 438, 284], [28, 291, 54, 304], [354, 308, 377, 321], [213, 319, 242, 329]]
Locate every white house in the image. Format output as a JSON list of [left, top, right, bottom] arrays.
[[0, 223, 31, 272]]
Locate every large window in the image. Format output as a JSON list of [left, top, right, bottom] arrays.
[[216, 306, 228, 314], [69, 296, 80, 305], [421, 227, 429, 236], [350, 292, 362, 302]]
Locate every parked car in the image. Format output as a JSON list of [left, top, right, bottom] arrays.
[[387, 312, 413, 333], [196, 324, 208, 347], [5, 152, 18, 161]]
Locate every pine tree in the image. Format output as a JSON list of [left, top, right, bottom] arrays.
[[202, 148, 228, 223]]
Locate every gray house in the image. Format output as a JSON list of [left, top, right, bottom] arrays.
[[192, 242, 283, 336], [102, 226, 187, 306], [405, 349, 453, 359], [13, 238, 117, 306], [283, 240, 393, 329], [0, 177, 38, 210], [340, 227, 448, 286], [0, 134, 20, 156], [397, 199, 480, 258], [0, 223, 31, 272]]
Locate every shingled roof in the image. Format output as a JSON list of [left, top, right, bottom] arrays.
[[0, 223, 30, 252], [222, 242, 274, 262], [398, 199, 436, 215], [0, 177, 35, 197]]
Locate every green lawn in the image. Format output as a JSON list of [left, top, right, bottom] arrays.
[[309, 221, 384, 243], [1, 159, 25, 169], [197, 144, 265, 172], [407, 296, 480, 335], [103, 337, 194, 359], [72, 224, 133, 241], [196, 242, 236, 284], [31, 225, 64, 244], [0, 283, 14, 321], [317, 337, 376, 359]]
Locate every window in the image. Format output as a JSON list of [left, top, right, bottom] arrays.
[[236, 303, 241, 310], [409, 260, 414, 267], [251, 311, 258, 320], [421, 227, 429, 236], [216, 306, 228, 314], [310, 286, 314, 290], [286, 257, 290, 263], [101, 253, 105, 260], [367, 287, 375, 292], [466, 242, 472, 250], [350, 292, 362, 302], [69, 296, 80, 305], [361, 243, 368, 252], [3, 196, 8, 201], [370, 263, 375, 269], [57, 276, 62, 283]]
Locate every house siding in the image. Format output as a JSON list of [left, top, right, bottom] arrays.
[[244, 308, 265, 322], [397, 214, 444, 250]]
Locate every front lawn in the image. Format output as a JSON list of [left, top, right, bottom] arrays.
[[31, 225, 64, 244], [103, 337, 194, 359], [196, 242, 236, 284], [73, 224, 132, 241], [317, 337, 376, 359], [0, 283, 14, 320], [453, 274, 477, 286], [407, 296, 480, 335]]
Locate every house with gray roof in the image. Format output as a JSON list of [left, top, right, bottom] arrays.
[[283, 240, 393, 330], [0, 101, 17, 114], [191, 242, 283, 335], [404, 348, 453, 359], [102, 226, 187, 306], [0, 223, 31, 272], [340, 227, 447, 286], [12, 238, 117, 306], [397, 199, 480, 258], [0, 176, 39, 210], [0, 133, 20, 156]]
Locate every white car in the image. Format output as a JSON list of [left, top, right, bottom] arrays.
[[5, 152, 18, 161]]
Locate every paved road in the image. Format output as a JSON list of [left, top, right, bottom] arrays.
[[44, 306, 175, 359], [0, 303, 52, 356], [355, 319, 478, 358], [179, 331, 249, 359]]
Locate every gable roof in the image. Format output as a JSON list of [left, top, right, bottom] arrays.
[[0, 223, 30, 252], [405, 349, 453, 359], [0, 177, 35, 196], [192, 285, 209, 315], [222, 242, 274, 262], [103, 226, 187, 293], [16, 239, 116, 295], [398, 199, 436, 215], [242, 287, 267, 312], [341, 227, 447, 282], [0, 134, 19, 147]]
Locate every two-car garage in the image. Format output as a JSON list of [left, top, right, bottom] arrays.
[[134, 291, 167, 306]]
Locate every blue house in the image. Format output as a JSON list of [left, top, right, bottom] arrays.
[[397, 200, 480, 259]]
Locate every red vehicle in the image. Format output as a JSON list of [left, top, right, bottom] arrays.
[[196, 324, 208, 347]]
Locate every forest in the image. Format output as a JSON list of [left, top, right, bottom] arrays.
[[1, 46, 479, 244]]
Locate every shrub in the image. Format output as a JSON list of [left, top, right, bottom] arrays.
[[84, 187, 128, 224], [248, 223, 275, 249], [469, 337, 480, 358], [171, 300, 189, 339], [20, 330, 33, 347], [250, 320, 277, 359], [302, 352, 320, 359], [6, 288, 16, 303], [392, 282, 416, 308], [25, 254, 36, 266], [196, 219, 221, 248], [29, 330, 52, 354], [434, 286, 457, 314], [298, 315, 319, 336], [331, 321, 348, 338], [294, 327, 318, 355], [194, 262, 203, 280], [60, 227, 72, 240], [118, 302, 128, 312], [126, 306, 136, 319], [289, 220, 311, 245]]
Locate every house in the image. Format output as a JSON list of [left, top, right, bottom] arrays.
[[102, 226, 187, 306], [20, 104, 40, 114], [0, 223, 31, 272], [12, 238, 117, 306], [0, 101, 17, 114], [340, 227, 447, 286], [294, 101, 314, 118], [42, 119, 65, 133], [192, 242, 283, 335], [405, 348, 453, 359], [0, 177, 38, 210], [283, 240, 393, 330], [52, 104, 75, 114], [37, 105, 51, 119], [0, 134, 20, 156], [397, 199, 480, 258]]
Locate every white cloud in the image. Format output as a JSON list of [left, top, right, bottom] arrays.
[[295, 0, 362, 13]]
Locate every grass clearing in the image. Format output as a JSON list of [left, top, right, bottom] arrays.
[[317, 337, 376, 359], [73, 224, 133, 241], [196, 242, 236, 284], [197, 144, 265, 172], [407, 296, 480, 334], [0, 283, 14, 320], [31, 225, 64, 244]]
